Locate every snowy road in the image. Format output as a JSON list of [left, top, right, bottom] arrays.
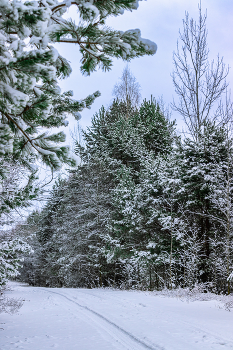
[[0, 283, 233, 350]]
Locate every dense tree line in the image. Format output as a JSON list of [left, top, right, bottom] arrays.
[[17, 97, 233, 293]]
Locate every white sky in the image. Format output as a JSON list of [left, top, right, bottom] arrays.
[[55, 0, 233, 136]]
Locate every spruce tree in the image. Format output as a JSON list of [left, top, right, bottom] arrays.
[[104, 99, 176, 288], [176, 122, 233, 289]]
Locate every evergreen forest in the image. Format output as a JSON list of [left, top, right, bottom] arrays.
[[18, 95, 233, 294], [0, 0, 233, 297]]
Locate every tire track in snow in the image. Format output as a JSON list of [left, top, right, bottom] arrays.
[[41, 288, 165, 350], [72, 289, 149, 310]]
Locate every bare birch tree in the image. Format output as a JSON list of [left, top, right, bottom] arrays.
[[172, 5, 229, 140], [113, 65, 141, 118]]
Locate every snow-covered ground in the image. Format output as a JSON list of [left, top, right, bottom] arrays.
[[0, 282, 233, 350]]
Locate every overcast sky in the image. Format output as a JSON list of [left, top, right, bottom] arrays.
[[55, 0, 233, 137]]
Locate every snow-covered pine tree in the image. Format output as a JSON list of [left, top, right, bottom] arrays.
[[176, 122, 233, 289], [157, 148, 202, 290], [60, 160, 115, 287], [171, 6, 232, 292], [0, 229, 32, 286], [0, 0, 157, 169], [105, 99, 176, 289], [13, 211, 42, 286], [203, 126, 233, 293], [19, 158, 116, 288], [33, 178, 69, 287]]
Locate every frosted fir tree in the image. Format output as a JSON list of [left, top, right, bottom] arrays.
[[101, 99, 176, 288], [175, 122, 233, 289], [19, 159, 115, 288], [0, 237, 32, 286]]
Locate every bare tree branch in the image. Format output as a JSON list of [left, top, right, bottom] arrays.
[[172, 5, 229, 140]]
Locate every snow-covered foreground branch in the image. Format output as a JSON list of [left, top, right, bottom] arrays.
[[0, 282, 233, 350]]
